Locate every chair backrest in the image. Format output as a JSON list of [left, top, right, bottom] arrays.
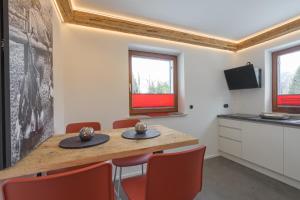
[[3, 162, 114, 200], [112, 119, 140, 129], [146, 146, 206, 200], [66, 122, 101, 133], [46, 163, 95, 176]]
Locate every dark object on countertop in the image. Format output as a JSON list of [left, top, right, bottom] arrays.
[[224, 62, 261, 90], [122, 129, 161, 140], [223, 104, 229, 108], [59, 134, 110, 149], [79, 127, 95, 142], [259, 113, 290, 120]]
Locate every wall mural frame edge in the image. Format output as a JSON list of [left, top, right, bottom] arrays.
[[1, 0, 12, 169]]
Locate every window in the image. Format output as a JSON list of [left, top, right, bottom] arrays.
[[272, 45, 300, 113], [129, 50, 178, 115]]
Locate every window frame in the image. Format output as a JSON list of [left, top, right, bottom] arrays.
[[272, 45, 300, 114], [129, 50, 178, 115]]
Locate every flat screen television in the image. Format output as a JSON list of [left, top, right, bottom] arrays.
[[224, 64, 261, 90]]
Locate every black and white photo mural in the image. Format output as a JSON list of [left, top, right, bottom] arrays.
[[8, 0, 53, 165]]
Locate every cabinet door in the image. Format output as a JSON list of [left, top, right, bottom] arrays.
[[284, 127, 300, 181], [219, 137, 242, 158], [242, 122, 284, 174], [218, 119, 241, 129], [219, 126, 242, 141]]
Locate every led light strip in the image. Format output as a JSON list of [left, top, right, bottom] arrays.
[[53, 0, 64, 22], [71, 3, 237, 44], [54, 0, 300, 52], [237, 15, 300, 43]]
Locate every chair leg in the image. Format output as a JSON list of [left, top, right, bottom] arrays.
[[141, 164, 144, 175], [113, 166, 118, 185], [117, 167, 122, 198]]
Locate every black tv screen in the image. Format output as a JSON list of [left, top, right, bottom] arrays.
[[224, 64, 261, 90]]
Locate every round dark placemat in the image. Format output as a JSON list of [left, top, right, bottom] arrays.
[[122, 129, 161, 140], [59, 134, 110, 149]]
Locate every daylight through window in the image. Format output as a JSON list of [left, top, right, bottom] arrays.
[[272, 45, 300, 113], [129, 51, 178, 115]]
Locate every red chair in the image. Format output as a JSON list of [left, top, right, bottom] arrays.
[[112, 119, 152, 197], [122, 146, 206, 200], [47, 163, 96, 176], [47, 122, 102, 175], [66, 122, 101, 133], [3, 162, 115, 200], [112, 119, 140, 129]]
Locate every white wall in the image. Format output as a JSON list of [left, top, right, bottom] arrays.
[[231, 30, 300, 114], [3, 4, 299, 188], [52, 9, 300, 167], [53, 11, 66, 134], [53, 20, 234, 159]]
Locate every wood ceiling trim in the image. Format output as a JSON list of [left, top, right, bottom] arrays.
[[55, 0, 73, 22], [55, 0, 237, 51], [237, 18, 300, 50], [55, 0, 300, 52], [71, 10, 237, 51]]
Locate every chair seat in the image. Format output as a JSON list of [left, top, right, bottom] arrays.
[[122, 175, 146, 200], [112, 154, 151, 167]]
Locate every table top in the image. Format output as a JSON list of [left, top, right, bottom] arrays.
[[0, 125, 198, 180]]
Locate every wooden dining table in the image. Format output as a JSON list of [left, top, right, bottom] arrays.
[[0, 125, 199, 180]]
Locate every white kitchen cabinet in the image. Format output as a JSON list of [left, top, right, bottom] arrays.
[[284, 127, 300, 181], [241, 122, 284, 174], [219, 137, 242, 158], [219, 118, 241, 129], [219, 126, 242, 141], [218, 119, 242, 157]]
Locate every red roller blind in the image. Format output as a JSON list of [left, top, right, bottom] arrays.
[[132, 94, 175, 108], [277, 95, 300, 106]]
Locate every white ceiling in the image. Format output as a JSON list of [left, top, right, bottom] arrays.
[[73, 0, 300, 40]]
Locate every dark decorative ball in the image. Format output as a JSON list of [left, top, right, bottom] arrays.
[[79, 127, 95, 142], [135, 122, 147, 134]]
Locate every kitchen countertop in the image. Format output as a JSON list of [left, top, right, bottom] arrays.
[[218, 113, 300, 128]]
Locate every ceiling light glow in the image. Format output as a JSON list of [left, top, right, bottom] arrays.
[[53, 0, 64, 22]]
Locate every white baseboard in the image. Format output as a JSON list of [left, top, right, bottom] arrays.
[[205, 154, 219, 160], [220, 152, 300, 190]]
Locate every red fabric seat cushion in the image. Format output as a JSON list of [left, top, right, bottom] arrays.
[[112, 154, 151, 167], [122, 175, 146, 200]]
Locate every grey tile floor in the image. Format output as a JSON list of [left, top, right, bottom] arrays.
[[118, 157, 300, 200]]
